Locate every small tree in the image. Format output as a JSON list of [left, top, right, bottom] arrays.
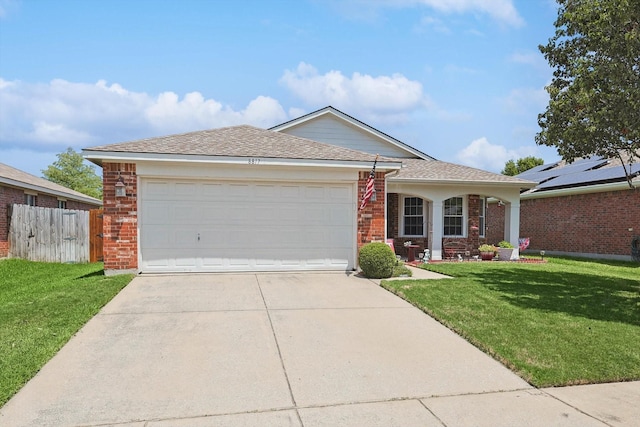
[[501, 156, 544, 176], [536, 0, 639, 187], [42, 148, 103, 199]]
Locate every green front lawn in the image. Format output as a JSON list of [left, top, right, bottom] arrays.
[[382, 257, 640, 387], [0, 259, 134, 406]]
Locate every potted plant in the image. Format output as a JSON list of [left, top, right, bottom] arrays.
[[478, 244, 496, 261], [497, 240, 515, 261]]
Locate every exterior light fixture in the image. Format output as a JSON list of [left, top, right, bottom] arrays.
[[540, 250, 545, 261], [115, 174, 126, 197]]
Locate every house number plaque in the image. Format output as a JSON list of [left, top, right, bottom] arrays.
[[248, 158, 261, 164]]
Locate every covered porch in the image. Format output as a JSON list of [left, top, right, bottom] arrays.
[[385, 181, 524, 262]]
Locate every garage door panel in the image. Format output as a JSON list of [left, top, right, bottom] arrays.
[[140, 179, 355, 272]]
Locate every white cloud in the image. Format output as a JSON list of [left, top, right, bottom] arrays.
[[509, 51, 549, 70], [369, 0, 524, 27], [280, 62, 428, 124], [414, 16, 451, 34], [0, 78, 288, 151], [455, 137, 538, 172], [501, 87, 549, 115]]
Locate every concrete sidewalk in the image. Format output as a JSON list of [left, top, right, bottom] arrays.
[[1, 272, 637, 426]]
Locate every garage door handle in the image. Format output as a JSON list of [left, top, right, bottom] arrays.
[[197, 233, 200, 241]]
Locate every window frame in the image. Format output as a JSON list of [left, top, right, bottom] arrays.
[[58, 199, 67, 209], [443, 196, 466, 237], [479, 197, 486, 238], [25, 193, 37, 206], [400, 196, 426, 237]]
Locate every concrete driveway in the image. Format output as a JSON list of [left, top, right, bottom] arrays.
[[1, 272, 637, 426]]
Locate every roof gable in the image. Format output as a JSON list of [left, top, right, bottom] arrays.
[[83, 124, 402, 167], [270, 106, 435, 161]]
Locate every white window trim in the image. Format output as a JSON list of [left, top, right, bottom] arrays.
[[443, 196, 467, 238], [479, 197, 486, 238], [25, 193, 37, 206], [400, 195, 426, 237]]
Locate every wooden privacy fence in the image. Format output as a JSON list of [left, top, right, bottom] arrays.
[[9, 204, 90, 263]]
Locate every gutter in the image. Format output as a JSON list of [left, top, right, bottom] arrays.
[[0, 177, 102, 206], [82, 151, 403, 171]]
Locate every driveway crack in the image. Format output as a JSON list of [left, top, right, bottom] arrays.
[[254, 274, 304, 426]]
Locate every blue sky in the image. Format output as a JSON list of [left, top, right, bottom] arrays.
[[0, 0, 561, 177]]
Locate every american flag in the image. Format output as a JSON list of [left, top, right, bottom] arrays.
[[359, 154, 378, 210]]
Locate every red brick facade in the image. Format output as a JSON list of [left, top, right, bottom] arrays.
[[486, 188, 640, 259], [0, 184, 98, 258], [519, 189, 640, 257], [102, 163, 138, 272], [357, 171, 386, 250]]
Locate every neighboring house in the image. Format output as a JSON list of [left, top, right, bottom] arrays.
[[487, 153, 640, 261], [0, 162, 103, 257], [83, 106, 534, 275]]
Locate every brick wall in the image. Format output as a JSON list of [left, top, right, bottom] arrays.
[[486, 202, 505, 244], [357, 171, 386, 249], [0, 186, 23, 257], [102, 163, 138, 272], [520, 189, 640, 257]]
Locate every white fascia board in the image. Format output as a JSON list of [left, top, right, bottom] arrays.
[[0, 177, 102, 206], [270, 108, 434, 161], [388, 177, 535, 189], [83, 150, 402, 171], [522, 177, 639, 199]]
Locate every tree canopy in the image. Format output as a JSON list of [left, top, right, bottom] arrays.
[[536, 0, 639, 186], [42, 148, 103, 199], [501, 156, 545, 176]]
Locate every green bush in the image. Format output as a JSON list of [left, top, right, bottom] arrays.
[[358, 242, 397, 279], [497, 240, 514, 248]]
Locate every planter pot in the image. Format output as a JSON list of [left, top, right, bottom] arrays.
[[480, 251, 495, 261], [498, 248, 515, 261]]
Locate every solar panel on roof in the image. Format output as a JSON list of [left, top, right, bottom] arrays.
[[519, 157, 608, 183], [536, 164, 640, 189], [517, 162, 556, 177]]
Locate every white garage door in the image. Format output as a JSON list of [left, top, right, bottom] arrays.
[[140, 178, 355, 272]]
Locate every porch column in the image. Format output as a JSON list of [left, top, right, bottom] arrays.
[[430, 200, 443, 260], [504, 201, 520, 259]]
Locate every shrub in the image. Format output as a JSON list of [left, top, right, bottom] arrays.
[[359, 242, 397, 279], [478, 244, 496, 252], [497, 240, 514, 248]]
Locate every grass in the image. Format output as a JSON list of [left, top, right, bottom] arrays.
[[0, 259, 134, 406], [381, 257, 640, 387]]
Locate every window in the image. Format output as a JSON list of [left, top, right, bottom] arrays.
[[25, 194, 36, 206], [58, 200, 67, 209], [444, 197, 464, 236], [479, 197, 486, 237], [403, 197, 424, 236]]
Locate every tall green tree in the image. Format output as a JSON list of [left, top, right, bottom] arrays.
[[536, 0, 640, 187], [501, 156, 545, 176], [42, 148, 103, 199]]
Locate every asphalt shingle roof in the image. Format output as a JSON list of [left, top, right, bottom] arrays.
[[85, 125, 392, 163], [392, 158, 535, 185], [0, 163, 102, 204], [84, 125, 534, 186]]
